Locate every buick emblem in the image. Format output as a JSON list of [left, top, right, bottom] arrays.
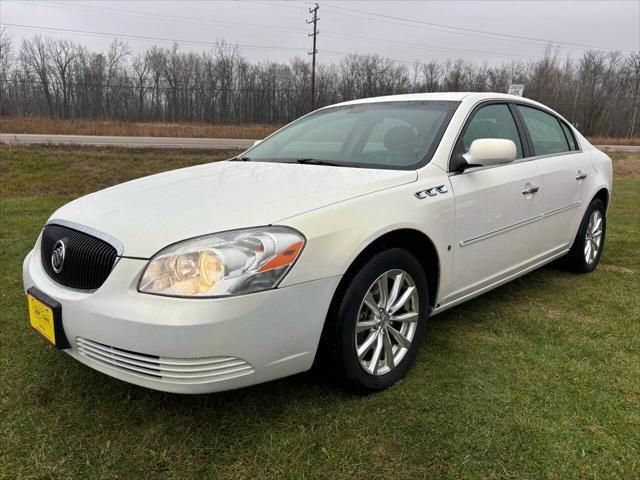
[[51, 239, 66, 273]]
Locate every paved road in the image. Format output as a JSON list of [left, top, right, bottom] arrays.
[[0, 133, 638, 153], [0, 133, 255, 150]]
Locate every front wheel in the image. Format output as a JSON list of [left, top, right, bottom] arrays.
[[564, 198, 606, 273], [321, 248, 430, 392]]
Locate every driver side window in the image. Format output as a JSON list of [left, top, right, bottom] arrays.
[[462, 104, 523, 159]]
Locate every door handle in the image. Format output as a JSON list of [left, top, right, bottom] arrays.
[[522, 186, 539, 195], [576, 171, 588, 180]]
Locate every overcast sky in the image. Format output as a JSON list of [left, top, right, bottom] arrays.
[[1, 0, 639, 66]]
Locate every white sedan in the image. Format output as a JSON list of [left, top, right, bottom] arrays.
[[23, 93, 612, 393]]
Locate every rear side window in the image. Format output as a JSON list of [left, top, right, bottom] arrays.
[[517, 105, 569, 156], [462, 104, 523, 159], [559, 121, 578, 150]]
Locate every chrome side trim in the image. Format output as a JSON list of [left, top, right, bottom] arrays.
[[448, 150, 584, 177], [45, 219, 124, 256], [459, 201, 581, 247]]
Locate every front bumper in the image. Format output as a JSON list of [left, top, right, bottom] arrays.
[[23, 247, 341, 394]]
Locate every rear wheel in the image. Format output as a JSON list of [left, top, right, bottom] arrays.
[[321, 248, 429, 391], [564, 198, 606, 273]]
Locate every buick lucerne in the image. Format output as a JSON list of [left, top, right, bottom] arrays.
[[23, 93, 612, 393]]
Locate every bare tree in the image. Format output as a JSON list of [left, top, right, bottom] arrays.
[[0, 28, 13, 115], [2, 32, 638, 137], [20, 36, 54, 115], [131, 52, 151, 120], [104, 39, 129, 116], [48, 38, 78, 118]]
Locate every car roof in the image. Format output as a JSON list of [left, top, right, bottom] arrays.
[[330, 92, 542, 107]]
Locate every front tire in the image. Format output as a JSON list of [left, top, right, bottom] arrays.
[[321, 248, 430, 392], [564, 198, 606, 273]]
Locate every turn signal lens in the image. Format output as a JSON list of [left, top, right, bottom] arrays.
[[138, 227, 305, 297]]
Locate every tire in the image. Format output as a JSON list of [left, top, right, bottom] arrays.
[[320, 248, 430, 392], [564, 198, 606, 273]]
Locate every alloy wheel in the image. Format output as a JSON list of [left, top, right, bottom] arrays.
[[354, 269, 420, 376], [584, 210, 603, 264]]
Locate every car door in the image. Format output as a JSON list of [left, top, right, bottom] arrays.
[[442, 102, 542, 305], [514, 105, 589, 253]]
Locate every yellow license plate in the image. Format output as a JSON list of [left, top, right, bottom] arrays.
[[27, 292, 57, 346]]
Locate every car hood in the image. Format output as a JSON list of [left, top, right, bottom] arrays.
[[49, 160, 417, 257]]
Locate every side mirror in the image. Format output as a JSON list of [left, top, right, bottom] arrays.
[[252, 139, 262, 147], [462, 138, 517, 167]]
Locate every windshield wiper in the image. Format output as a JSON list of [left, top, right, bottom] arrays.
[[294, 158, 345, 167], [230, 156, 251, 161]]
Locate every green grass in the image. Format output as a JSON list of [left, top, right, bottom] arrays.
[[1, 146, 638, 479]]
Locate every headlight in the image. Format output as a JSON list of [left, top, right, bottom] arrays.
[[138, 227, 305, 297]]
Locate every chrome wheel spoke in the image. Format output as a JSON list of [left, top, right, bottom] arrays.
[[369, 333, 384, 374], [390, 311, 418, 323], [357, 331, 378, 359], [592, 215, 602, 234], [386, 273, 404, 309], [377, 276, 389, 309], [356, 319, 379, 333], [363, 292, 379, 315], [382, 329, 395, 370], [389, 286, 415, 315], [388, 326, 411, 349]]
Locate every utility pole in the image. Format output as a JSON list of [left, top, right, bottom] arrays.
[[307, 3, 319, 111]]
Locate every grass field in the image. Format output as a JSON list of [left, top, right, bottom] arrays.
[[0, 145, 638, 479], [0, 117, 280, 139], [1, 116, 638, 147]]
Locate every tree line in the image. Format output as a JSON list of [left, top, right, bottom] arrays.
[[1, 30, 638, 137]]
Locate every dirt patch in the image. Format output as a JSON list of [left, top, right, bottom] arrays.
[[589, 136, 640, 146], [611, 152, 640, 181], [599, 263, 635, 274]]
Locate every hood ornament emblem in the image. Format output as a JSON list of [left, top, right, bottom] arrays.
[[51, 239, 66, 273]]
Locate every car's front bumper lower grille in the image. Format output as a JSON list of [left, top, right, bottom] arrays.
[[76, 337, 254, 384]]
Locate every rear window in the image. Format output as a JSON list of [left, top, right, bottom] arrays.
[[559, 121, 578, 151], [517, 105, 569, 156]]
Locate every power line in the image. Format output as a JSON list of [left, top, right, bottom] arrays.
[[0, 21, 471, 69], [4, 1, 589, 63], [0, 23, 308, 54], [321, 31, 543, 61], [0, 22, 582, 71], [8, 0, 309, 36], [22, 0, 542, 61], [322, 4, 635, 54]]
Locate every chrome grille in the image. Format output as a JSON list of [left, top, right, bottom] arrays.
[[76, 337, 254, 384]]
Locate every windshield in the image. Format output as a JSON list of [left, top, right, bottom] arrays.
[[242, 101, 459, 169]]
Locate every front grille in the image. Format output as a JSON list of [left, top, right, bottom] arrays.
[[76, 338, 254, 384], [41, 224, 118, 290]]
